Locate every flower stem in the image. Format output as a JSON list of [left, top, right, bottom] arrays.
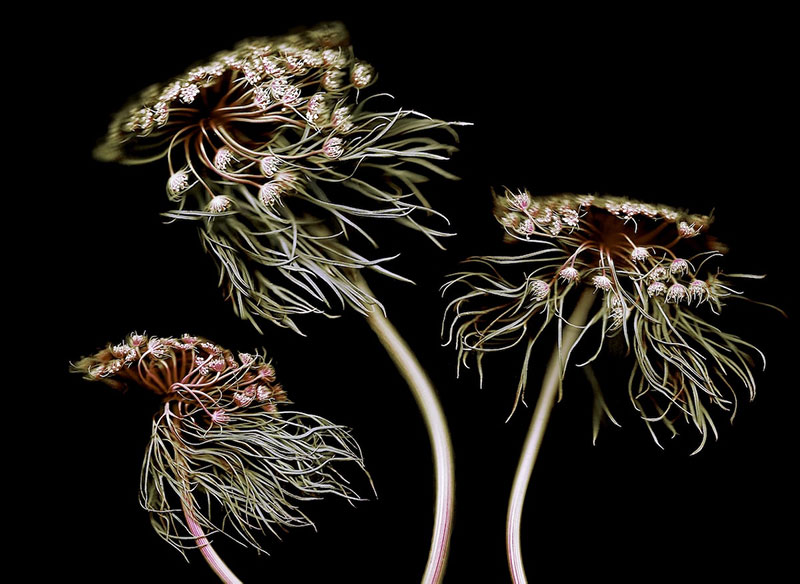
[[181, 496, 242, 584], [506, 289, 596, 583], [362, 289, 455, 584], [173, 419, 242, 584]]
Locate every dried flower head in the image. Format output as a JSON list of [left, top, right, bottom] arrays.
[[72, 332, 369, 558], [443, 189, 779, 452], [95, 21, 462, 334]]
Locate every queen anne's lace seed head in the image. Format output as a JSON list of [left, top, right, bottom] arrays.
[[322, 69, 345, 90], [207, 358, 227, 373], [445, 188, 773, 452], [259, 364, 276, 382], [153, 102, 169, 126], [631, 247, 650, 262], [72, 332, 369, 561], [561, 208, 580, 228], [307, 93, 328, 122], [670, 258, 689, 276], [510, 191, 530, 211], [161, 82, 181, 102], [350, 61, 375, 88], [559, 266, 580, 284], [213, 147, 235, 171], [148, 337, 169, 358], [323, 47, 349, 68], [259, 156, 280, 177], [253, 86, 271, 110], [688, 279, 709, 302], [208, 195, 232, 213], [649, 266, 669, 281], [520, 218, 536, 236], [323, 136, 345, 158], [94, 22, 461, 333], [179, 84, 200, 104], [210, 409, 231, 424], [679, 221, 698, 237], [256, 385, 272, 402], [233, 391, 254, 408], [331, 106, 351, 128], [167, 170, 190, 199], [528, 279, 550, 301], [281, 84, 302, 105], [666, 283, 689, 303], [111, 344, 130, 358], [592, 275, 613, 291], [259, 183, 281, 207]]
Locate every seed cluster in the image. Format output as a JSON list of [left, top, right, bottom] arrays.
[[77, 332, 287, 418], [97, 22, 377, 211], [444, 189, 765, 451], [73, 332, 368, 555], [495, 191, 724, 309], [95, 22, 460, 332], [498, 191, 710, 240]]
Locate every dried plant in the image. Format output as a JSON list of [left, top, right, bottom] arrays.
[[95, 21, 460, 335], [442, 189, 781, 583], [95, 22, 459, 583], [72, 332, 369, 583]]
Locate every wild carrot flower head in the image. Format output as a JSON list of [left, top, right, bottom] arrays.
[[72, 332, 368, 554], [443, 189, 775, 452], [95, 22, 461, 333]]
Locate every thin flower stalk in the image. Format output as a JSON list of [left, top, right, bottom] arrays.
[[72, 333, 370, 583], [506, 289, 594, 584], [360, 277, 453, 583], [442, 189, 780, 583], [95, 22, 460, 583]]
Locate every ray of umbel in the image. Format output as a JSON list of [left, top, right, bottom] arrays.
[[443, 189, 779, 583], [94, 22, 461, 583]]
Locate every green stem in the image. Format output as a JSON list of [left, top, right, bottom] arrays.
[[506, 289, 596, 583]]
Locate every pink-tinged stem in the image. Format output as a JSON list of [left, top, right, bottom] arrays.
[[365, 304, 455, 584], [180, 498, 242, 584], [172, 420, 242, 584], [507, 289, 595, 583]]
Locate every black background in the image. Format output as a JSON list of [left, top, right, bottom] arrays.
[[33, 6, 795, 583]]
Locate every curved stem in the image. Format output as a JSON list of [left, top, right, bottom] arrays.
[[363, 298, 455, 584], [506, 289, 596, 583], [181, 497, 243, 584], [173, 416, 242, 584]]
